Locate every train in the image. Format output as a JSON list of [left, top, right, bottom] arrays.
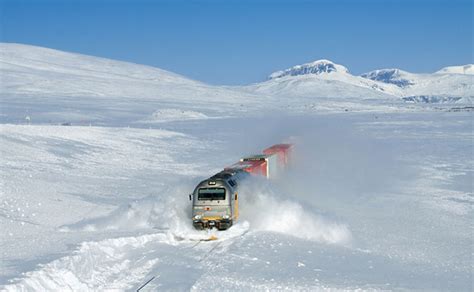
[[190, 144, 292, 230]]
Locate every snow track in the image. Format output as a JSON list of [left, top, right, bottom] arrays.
[[3, 226, 250, 291], [3, 233, 163, 291]]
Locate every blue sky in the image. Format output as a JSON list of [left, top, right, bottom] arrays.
[[1, 0, 472, 85]]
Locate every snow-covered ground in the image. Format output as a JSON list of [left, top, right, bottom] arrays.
[[1, 112, 472, 291], [0, 43, 472, 291]]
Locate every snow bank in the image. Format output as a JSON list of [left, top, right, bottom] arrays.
[[3, 233, 164, 291], [60, 184, 192, 232]]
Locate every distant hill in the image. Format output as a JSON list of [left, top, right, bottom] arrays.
[[0, 43, 471, 125]]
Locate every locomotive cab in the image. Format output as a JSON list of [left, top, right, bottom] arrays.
[[191, 170, 245, 230]]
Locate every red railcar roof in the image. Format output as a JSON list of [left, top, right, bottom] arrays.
[[263, 143, 292, 155]]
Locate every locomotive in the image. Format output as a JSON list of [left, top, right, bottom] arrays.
[[190, 144, 292, 230]]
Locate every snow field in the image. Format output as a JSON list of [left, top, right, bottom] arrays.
[[0, 119, 359, 291], [1, 112, 472, 291], [140, 109, 210, 123], [0, 124, 212, 283]]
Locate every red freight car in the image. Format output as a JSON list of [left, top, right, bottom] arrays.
[[240, 154, 279, 179], [263, 144, 292, 167]]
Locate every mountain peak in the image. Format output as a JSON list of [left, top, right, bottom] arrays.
[[360, 68, 414, 88], [269, 59, 349, 80]]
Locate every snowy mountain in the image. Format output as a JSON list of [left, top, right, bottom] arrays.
[[268, 59, 349, 79], [244, 60, 401, 99], [360, 69, 414, 88], [243, 59, 472, 103], [361, 66, 473, 103]]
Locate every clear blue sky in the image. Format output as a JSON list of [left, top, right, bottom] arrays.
[[1, 0, 472, 85]]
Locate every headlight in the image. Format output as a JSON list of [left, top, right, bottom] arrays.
[[193, 215, 202, 220], [223, 215, 230, 219]]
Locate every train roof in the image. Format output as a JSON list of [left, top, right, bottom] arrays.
[[210, 169, 246, 180], [225, 160, 265, 170], [210, 171, 234, 180], [241, 154, 269, 161], [263, 143, 292, 154]]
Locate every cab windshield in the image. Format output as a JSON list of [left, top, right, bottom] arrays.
[[198, 188, 226, 201]]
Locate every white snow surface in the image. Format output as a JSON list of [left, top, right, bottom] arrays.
[[0, 43, 473, 291], [140, 109, 210, 123], [1, 113, 472, 291], [0, 43, 267, 125], [436, 64, 474, 75]]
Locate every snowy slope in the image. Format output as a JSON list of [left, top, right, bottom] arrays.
[[1, 43, 470, 125], [0, 43, 418, 126], [435, 64, 473, 75], [1, 43, 471, 115], [0, 43, 268, 125], [0, 43, 204, 99]]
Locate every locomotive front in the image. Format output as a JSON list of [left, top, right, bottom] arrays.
[[191, 176, 235, 230]]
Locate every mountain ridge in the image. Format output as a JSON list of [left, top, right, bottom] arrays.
[[1, 43, 472, 104], [268, 59, 349, 80], [257, 59, 472, 101]]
